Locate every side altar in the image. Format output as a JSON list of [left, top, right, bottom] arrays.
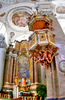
[[3, 41, 31, 91]]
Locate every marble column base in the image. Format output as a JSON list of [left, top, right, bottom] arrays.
[[35, 82, 38, 84], [3, 82, 14, 90], [59, 97, 65, 100], [46, 97, 58, 100], [46, 97, 65, 100]]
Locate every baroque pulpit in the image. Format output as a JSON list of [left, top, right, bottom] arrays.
[[28, 12, 59, 98]]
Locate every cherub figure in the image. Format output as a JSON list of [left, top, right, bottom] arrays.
[[39, 50, 49, 65], [34, 45, 58, 65], [47, 50, 58, 63], [35, 52, 42, 64]]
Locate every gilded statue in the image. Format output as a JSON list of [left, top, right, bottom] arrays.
[[14, 75, 18, 85]]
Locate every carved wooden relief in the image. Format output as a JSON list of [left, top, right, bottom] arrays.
[[49, 33, 55, 43], [20, 41, 29, 50], [39, 33, 46, 42]]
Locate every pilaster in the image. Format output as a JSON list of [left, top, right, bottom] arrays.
[[6, 54, 11, 82], [31, 57, 34, 83], [9, 56, 13, 83], [34, 58, 38, 83], [13, 54, 17, 83], [46, 65, 53, 98]]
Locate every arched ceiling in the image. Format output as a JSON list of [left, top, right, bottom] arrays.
[[0, 0, 65, 46], [0, 2, 36, 44]]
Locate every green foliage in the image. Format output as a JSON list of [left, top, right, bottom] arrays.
[[9, 90, 13, 94], [36, 84, 47, 98], [9, 90, 13, 98], [20, 89, 23, 92], [28, 90, 31, 93], [20, 89, 23, 96]]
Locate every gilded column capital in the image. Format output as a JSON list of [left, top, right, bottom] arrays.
[[14, 57, 17, 60], [8, 54, 11, 59], [9, 51, 13, 56], [13, 54, 17, 60], [13, 54, 17, 58]]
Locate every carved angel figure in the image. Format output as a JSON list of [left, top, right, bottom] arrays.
[[34, 47, 58, 65]]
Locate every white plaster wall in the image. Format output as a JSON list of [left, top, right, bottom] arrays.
[[0, 48, 6, 90]]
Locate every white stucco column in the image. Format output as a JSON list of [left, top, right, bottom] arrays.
[[0, 34, 7, 90], [0, 48, 6, 90]]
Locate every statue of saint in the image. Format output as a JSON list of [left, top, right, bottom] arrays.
[[14, 75, 18, 86]]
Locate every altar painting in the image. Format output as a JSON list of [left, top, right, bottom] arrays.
[[18, 54, 30, 78]]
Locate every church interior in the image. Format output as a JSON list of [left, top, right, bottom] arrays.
[[0, 0, 65, 100]]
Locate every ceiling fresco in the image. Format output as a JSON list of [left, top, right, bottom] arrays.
[[12, 11, 30, 27], [56, 6, 65, 14]]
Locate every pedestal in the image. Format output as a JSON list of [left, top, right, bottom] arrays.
[[13, 85, 18, 98]]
